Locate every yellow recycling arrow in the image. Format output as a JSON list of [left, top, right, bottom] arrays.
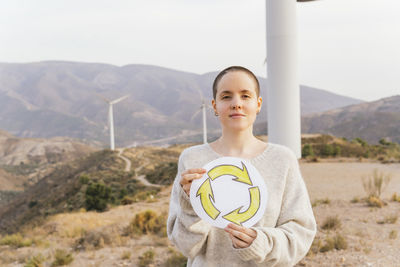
[[196, 178, 220, 220], [222, 186, 260, 226], [207, 162, 253, 186]]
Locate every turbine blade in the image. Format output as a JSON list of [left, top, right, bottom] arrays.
[[190, 109, 202, 121], [97, 93, 110, 103], [110, 95, 129, 105]]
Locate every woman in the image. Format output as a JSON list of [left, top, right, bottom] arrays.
[[167, 66, 316, 267]]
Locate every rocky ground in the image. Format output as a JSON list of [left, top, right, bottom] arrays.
[[0, 155, 399, 267]]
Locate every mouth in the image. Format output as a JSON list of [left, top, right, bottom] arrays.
[[229, 113, 246, 118]]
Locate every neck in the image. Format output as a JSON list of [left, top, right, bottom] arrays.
[[214, 127, 259, 156]]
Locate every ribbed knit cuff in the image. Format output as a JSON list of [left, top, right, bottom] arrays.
[[236, 228, 271, 263], [178, 185, 197, 216]]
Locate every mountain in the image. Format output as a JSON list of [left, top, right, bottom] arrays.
[[0, 129, 96, 166], [0, 61, 363, 146], [302, 95, 400, 143]]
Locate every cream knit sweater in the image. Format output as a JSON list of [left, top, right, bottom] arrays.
[[167, 143, 316, 267]]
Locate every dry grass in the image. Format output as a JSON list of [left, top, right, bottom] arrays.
[[165, 249, 187, 267], [320, 233, 348, 252], [391, 192, 400, 202], [51, 249, 74, 266], [125, 210, 166, 236], [389, 230, 398, 239], [138, 250, 155, 267], [121, 250, 132, 260], [24, 254, 46, 267], [312, 198, 331, 207], [362, 169, 392, 198], [0, 233, 33, 248], [321, 216, 342, 230], [366, 196, 385, 208], [376, 214, 398, 224]]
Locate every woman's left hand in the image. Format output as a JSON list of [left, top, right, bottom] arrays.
[[224, 223, 257, 248]]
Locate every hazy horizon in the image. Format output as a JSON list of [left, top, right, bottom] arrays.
[[1, 0, 399, 102]]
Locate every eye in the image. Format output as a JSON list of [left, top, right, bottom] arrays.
[[242, 94, 251, 99], [221, 95, 231, 100]]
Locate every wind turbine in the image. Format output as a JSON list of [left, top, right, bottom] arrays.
[[191, 88, 212, 144], [98, 94, 129, 150], [266, 0, 318, 158]]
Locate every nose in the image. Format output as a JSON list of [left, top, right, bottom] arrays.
[[230, 96, 242, 110]]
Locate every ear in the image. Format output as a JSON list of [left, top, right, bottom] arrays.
[[212, 99, 217, 113], [257, 96, 263, 113]]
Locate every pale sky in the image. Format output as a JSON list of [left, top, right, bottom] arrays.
[[0, 0, 399, 101]]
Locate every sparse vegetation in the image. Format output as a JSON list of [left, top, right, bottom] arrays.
[[302, 144, 314, 158], [362, 169, 392, 205], [366, 196, 385, 208], [165, 250, 187, 267], [24, 254, 45, 267], [321, 216, 341, 230], [85, 182, 112, 211], [126, 210, 166, 236], [145, 161, 178, 185], [350, 196, 360, 203], [0, 233, 33, 248], [389, 230, 398, 239], [312, 198, 330, 207], [51, 249, 74, 266], [377, 214, 398, 224], [121, 251, 132, 260], [138, 250, 155, 267], [391, 192, 400, 202], [320, 234, 348, 252]]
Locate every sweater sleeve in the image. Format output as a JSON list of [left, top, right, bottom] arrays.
[[236, 152, 317, 266], [167, 151, 212, 259]]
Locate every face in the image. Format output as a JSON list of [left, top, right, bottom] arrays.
[[212, 71, 262, 132]]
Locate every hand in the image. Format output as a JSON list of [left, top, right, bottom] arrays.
[[180, 168, 206, 196], [224, 223, 257, 249]]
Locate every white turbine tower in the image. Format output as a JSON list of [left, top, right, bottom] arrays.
[[266, 0, 318, 158], [99, 94, 129, 150], [191, 89, 212, 144]]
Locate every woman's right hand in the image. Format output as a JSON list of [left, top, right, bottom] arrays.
[[180, 168, 206, 196]]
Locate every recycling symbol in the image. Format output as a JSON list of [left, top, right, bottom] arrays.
[[190, 157, 268, 229]]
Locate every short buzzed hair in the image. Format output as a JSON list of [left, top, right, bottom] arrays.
[[212, 66, 260, 99]]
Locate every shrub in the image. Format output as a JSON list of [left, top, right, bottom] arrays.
[[302, 144, 314, 158], [126, 210, 166, 236], [389, 230, 398, 239], [25, 254, 45, 267], [0, 233, 33, 248], [145, 161, 178, 185], [350, 196, 360, 203], [391, 193, 400, 202], [321, 216, 341, 230], [366, 196, 384, 208], [321, 144, 334, 157], [377, 214, 398, 224], [121, 251, 131, 260], [320, 234, 347, 252], [312, 198, 330, 207], [353, 137, 368, 147], [85, 182, 112, 211], [362, 169, 392, 198], [165, 250, 187, 267], [51, 249, 74, 266], [138, 250, 155, 267]]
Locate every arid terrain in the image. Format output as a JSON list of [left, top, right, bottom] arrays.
[[0, 145, 399, 267]]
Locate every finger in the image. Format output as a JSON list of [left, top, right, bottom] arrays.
[[230, 234, 249, 248], [183, 184, 191, 194], [225, 228, 253, 244], [181, 173, 204, 185], [227, 223, 257, 238], [185, 168, 207, 174]]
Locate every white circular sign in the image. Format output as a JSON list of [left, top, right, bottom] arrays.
[[190, 157, 268, 229]]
